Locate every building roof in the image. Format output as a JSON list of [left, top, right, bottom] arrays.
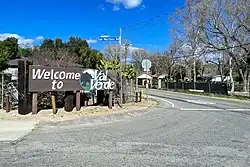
[[158, 74, 167, 79], [137, 74, 153, 79], [8, 57, 29, 67]]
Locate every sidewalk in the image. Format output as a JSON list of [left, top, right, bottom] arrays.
[[0, 120, 38, 142]]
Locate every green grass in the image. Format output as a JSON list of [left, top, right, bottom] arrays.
[[165, 89, 250, 101]]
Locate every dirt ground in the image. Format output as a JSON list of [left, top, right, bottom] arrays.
[[0, 99, 158, 122]]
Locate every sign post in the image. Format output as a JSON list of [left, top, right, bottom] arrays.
[[98, 33, 123, 107], [142, 59, 152, 102]]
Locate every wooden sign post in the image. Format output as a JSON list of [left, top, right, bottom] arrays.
[[108, 90, 113, 109], [51, 91, 57, 114], [76, 91, 81, 111]]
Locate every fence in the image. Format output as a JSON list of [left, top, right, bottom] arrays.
[[122, 79, 137, 103], [163, 82, 228, 95], [0, 73, 19, 110]]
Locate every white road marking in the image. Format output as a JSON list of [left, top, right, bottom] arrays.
[[149, 96, 175, 108], [179, 108, 222, 111], [179, 108, 250, 112], [226, 109, 250, 111], [185, 100, 215, 105], [163, 99, 175, 108]]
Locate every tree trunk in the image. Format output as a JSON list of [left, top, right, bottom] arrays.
[[240, 69, 249, 92], [180, 68, 183, 81], [229, 57, 235, 94], [186, 66, 192, 81]]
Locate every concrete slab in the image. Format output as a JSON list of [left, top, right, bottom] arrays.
[[0, 120, 38, 141]]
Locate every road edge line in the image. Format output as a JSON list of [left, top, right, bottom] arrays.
[[149, 95, 175, 108]]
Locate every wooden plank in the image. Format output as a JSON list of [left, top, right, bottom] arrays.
[[18, 60, 25, 114], [32, 93, 37, 114], [76, 91, 81, 111], [5, 95, 10, 113], [108, 90, 113, 109], [51, 92, 57, 114]]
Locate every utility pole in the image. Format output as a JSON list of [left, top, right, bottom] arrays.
[[119, 28, 123, 106], [123, 40, 130, 104], [124, 40, 130, 72], [146, 56, 149, 102], [193, 59, 196, 90], [1, 73, 3, 111]]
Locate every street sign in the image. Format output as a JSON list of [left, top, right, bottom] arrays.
[[142, 59, 152, 70], [98, 36, 119, 41]]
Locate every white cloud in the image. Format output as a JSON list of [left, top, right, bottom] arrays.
[[106, 0, 143, 9], [0, 33, 19, 40], [35, 36, 44, 40], [18, 39, 35, 48], [87, 39, 97, 44], [0, 33, 45, 48], [0, 33, 35, 48]]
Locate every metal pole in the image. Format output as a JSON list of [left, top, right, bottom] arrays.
[[1, 73, 4, 111], [193, 59, 196, 90], [146, 58, 149, 101], [119, 28, 123, 106]]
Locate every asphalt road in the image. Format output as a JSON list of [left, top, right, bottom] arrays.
[[1, 90, 250, 167]]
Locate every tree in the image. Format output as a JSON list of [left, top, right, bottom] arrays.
[[124, 64, 136, 79], [170, 1, 206, 84], [0, 37, 18, 70], [40, 39, 54, 49], [54, 38, 64, 49], [30, 48, 80, 67], [131, 49, 148, 72], [19, 48, 32, 57], [196, 0, 250, 92], [170, 0, 250, 92], [104, 44, 123, 61], [66, 37, 89, 55]]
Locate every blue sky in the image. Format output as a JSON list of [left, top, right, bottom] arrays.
[[0, 0, 185, 51]]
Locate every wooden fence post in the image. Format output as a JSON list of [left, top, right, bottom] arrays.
[[51, 91, 57, 114], [32, 93, 37, 114], [76, 91, 81, 111], [18, 60, 32, 115], [108, 90, 113, 109]]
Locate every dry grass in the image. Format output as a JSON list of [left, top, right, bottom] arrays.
[[0, 99, 158, 123]]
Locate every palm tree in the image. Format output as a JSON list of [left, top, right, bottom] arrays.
[[123, 64, 136, 79]]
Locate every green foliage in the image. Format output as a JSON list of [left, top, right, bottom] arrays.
[[30, 37, 104, 68], [123, 65, 136, 79], [54, 38, 64, 48], [66, 37, 89, 54], [98, 57, 136, 79], [0, 37, 18, 71], [40, 39, 54, 49], [98, 58, 120, 71], [19, 48, 32, 57]]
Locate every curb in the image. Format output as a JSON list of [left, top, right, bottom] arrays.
[[152, 89, 250, 103]]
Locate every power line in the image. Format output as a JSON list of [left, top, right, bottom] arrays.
[[89, 1, 203, 48], [122, 0, 203, 30]]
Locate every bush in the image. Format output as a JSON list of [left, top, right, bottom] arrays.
[[37, 91, 65, 110], [64, 94, 74, 112]]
